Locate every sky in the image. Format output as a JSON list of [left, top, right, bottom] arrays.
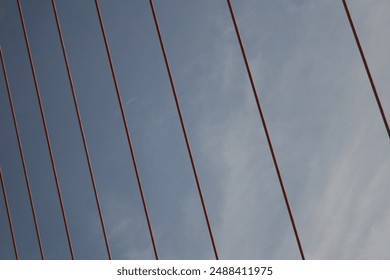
[[0, 0, 389, 260]]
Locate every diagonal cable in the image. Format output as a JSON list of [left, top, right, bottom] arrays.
[[342, 0, 390, 139], [149, 0, 219, 260], [1, 46, 43, 259], [0, 167, 19, 259], [51, 0, 112, 259], [94, 0, 159, 260], [17, 0, 74, 259], [227, 0, 305, 260]]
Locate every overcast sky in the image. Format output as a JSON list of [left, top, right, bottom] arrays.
[[0, 0, 389, 260]]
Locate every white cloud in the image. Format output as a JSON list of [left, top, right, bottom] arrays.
[[182, 0, 390, 259]]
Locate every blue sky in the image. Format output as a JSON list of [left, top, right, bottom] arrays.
[[1, 0, 389, 260]]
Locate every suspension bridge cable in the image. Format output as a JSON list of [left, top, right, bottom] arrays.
[[0, 167, 19, 259], [149, 0, 219, 260], [94, 0, 159, 260], [1, 46, 43, 259], [51, 0, 112, 260], [342, 0, 390, 139], [17, 0, 74, 259], [226, 0, 305, 260]]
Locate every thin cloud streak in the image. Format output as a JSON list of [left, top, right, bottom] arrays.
[[1, 0, 389, 260]]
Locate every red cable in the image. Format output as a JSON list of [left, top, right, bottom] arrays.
[[1, 46, 43, 259], [17, 0, 75, 260], [51, 0, 112, 260], [0, 168, 19, 259], [94, 0, 159, 260], [149, 0, 219, 260], [226, 0, 305, 260], [342, 0, 390, 139]]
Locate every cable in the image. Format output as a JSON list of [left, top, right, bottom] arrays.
[[17, 0, 74, 259], [51, 0, 112, 260], [226, 0, 305, 260], [342, 0, 390, 139], [149, 0, 219, 260], [94, 0, 159, 260], [0, 168, 19, 259], [1, 46, 43, 259]]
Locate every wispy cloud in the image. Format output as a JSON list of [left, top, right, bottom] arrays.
[[182, 0, 390, 260]]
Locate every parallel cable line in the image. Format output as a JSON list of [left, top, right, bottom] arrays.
[[0, 168, 19, 259], [149, 0, 219, 260], [94, 0, 159, 260], [51, 0, 112, 260], [342, 0, 390, 139], [226, 0, 305, 260], [17, 0, 74, 259], [1, 46, 43, 259]]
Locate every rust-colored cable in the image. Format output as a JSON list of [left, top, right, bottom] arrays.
[[1, 46, 43, 259], [149, 0, 219, 260], [17, 0, 74, 259], [94, 0, 159, 260], [0, 168, 19, 259], [51, 0, 112, 260], [226, 0, 305, 260], [342, 0, 390, 139]]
